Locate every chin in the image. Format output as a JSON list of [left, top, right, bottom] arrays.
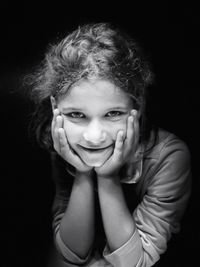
[[82, 156, 108, 167], [86, 161, 104, 167], [79, 149, 113, 167]]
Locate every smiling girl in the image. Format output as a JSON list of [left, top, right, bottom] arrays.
[[28, 23, 191, 266]]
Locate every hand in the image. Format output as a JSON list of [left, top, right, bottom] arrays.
[[95, 110, 139, 179], [51, 108, 93, 174]]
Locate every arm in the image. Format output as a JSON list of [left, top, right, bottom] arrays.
[[95, 110, 139, 250], [58, 171, 95, 258], [97, 175, 135, 252], [97, 136, 191, 267], [51, 154, 95, 263], [132, 137, 192, 266], [51, 108, 95, 262], [94, 110, 144, 266]]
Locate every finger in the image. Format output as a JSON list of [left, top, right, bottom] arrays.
[[56, 115, 63, 129], [113, 130, 124, 160], [58, 128, 85, 168], [124, 110, 140, 157], [124, 109, 136, 147], [52, 110, 63, 152], [58, 128, 67, 146], [126, 115, 135, 145], [52, 108, 60, 124], [129, 112, 140, 159], [51, 108, 60, 133], [58, 127, 70, 157], [53, 115, 63, 139], [132, 113, 140, 151], [131, 109, 137, 117]]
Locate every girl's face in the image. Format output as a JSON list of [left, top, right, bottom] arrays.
[[56, 79, 134, 167]]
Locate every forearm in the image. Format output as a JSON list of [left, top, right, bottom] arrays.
[[59, 172, 95, 258], [97, 176, 135, 252]]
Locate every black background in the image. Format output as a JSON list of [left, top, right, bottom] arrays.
[[0, 1, 199, 266]]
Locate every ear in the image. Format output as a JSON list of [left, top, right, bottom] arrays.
[[50, 96, 57, 112]]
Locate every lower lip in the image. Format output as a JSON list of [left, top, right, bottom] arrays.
[[77, 145, 113, 167], [79, 145, 112, 153]]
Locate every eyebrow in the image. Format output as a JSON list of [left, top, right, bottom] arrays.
[[61, 107, 83, 111], [61, 106, 128, 112]]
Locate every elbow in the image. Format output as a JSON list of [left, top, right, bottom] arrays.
[[109, 221, 135, 252]]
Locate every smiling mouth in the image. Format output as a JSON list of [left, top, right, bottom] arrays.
[[79, 145, 113, 152]]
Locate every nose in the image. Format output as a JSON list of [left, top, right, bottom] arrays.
[[83, 120, 107, 146]]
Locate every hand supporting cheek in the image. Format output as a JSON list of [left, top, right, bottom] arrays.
[[51, 109, 93, 174], [95, 110, 139, 179]]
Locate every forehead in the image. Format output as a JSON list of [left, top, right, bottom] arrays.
[[58, 79, 132, 108]]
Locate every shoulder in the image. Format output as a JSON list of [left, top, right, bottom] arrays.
[[144, 127, 191, 162], [133, 130, 192, 261], [141, 128, 192, 195]]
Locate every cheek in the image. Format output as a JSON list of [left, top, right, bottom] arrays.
[[62, 118, 128, 144], [63, 120, 82, 144], [108, 120, 128, 140]]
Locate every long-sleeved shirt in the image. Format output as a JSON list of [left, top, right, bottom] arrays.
[[51, 128, 192, 267]]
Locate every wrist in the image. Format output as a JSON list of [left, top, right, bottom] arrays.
[[75, 169, 94, 182], [95, 166, 121, 181], [97, 174, 120, 187], [76, 168, 93, 177], [97, 171, 120, 180]]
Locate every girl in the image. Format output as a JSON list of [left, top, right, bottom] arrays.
[[28, 23, 191, 266]]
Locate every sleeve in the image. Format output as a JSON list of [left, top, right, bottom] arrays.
[[103, 137, 192, 267], [51, 152, 91, 266], [51, 152, 72, 235]]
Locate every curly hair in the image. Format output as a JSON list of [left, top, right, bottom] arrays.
[[26, 22, 154, 151]]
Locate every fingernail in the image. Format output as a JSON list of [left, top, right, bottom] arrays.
[[129, 116, 134, 122], [131, 110, 137, 117], [54, 108, 58, 115], [56, 115, 62, 122], [119, 130, 123, 137]]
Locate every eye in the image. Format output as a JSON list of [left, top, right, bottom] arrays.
[[66, 112, 85, 119], [106, 111, 123, 117]]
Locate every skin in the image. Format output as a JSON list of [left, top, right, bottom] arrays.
[[51, 78, 140, 256], [51, 78, 139, 172]]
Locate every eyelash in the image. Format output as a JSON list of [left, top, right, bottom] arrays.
[[65, 111, 124, 119], [67, 112, 85, 119], [106, 111, 124, 117]]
